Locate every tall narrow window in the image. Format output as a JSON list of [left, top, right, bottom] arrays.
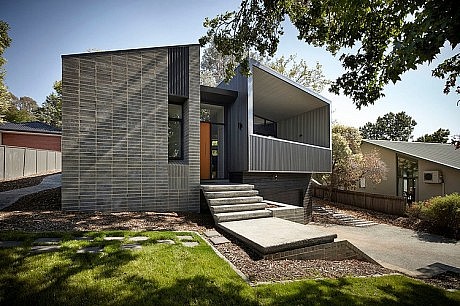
[[168, 103, 183, 160]]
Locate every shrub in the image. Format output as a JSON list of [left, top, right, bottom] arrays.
[[415, 193, 460, 237], [423, 193, 460, 227]]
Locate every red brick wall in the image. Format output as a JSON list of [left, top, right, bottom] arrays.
[[2, 132, 61, 152]]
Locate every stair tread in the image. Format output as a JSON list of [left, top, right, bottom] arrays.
[[211, 203, 267, 213]]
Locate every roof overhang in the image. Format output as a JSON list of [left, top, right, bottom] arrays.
[[251, 61, 331, 122], [200, 85, 238, 106]]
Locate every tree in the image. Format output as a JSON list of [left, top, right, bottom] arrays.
[[322, 125, 387, 191], [416, 128, 450, 143], [3, 94, 38, 123], [0, 20, 12, 122], [200, 43, 330, 92], [200, 0, 460, 108], [35, 81, 62, 128], [360, 112, 417, 141]]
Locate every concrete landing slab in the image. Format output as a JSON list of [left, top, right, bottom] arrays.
[[218, 217, 337, 255]]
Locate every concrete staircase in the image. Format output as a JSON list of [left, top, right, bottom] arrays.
[[201, 184, 272, 223], [313, 203, 378, 227]]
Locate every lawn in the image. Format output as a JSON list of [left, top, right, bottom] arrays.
[[0, 231, 458, 306]]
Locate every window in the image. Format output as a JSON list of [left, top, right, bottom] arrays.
[[397, 155, 418, 201], [168, 103, 183, 160], [253, 115, 277, 137]]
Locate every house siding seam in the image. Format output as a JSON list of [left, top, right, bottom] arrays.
[[61, 45, 200, 212]]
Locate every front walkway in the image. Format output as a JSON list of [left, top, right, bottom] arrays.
[[313, 222, 460, 277], [0, 173, 62, 210]]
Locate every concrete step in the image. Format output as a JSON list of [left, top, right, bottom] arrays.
[[201, 184, 254, 192], [211, 203, 267, 214], [208, 196, 264, 206], [214, 210, 272, 222], [204, 190, 259, 199]]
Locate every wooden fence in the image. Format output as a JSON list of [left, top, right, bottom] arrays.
[[313, 185, 406, 216]]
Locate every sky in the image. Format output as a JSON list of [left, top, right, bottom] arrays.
[[3, 0, 459, 139]]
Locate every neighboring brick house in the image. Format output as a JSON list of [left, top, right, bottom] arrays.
[[0, 121, 61, 152], [61, 44, 332, 212]]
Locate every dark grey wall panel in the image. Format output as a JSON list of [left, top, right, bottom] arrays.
[[168, 46, 189, 98], [218, 68, 249, 172], [249, 134, 331, 172], [278, 105, 330, 148]]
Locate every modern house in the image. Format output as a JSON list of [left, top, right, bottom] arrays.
[[61, 44, 331, 212], [0, 121, 61, 152], [360, 140, 460, 202]]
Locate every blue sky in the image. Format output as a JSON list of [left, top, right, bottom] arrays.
[[3, 0, 459, 138]]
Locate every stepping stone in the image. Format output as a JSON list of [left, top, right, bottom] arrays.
[[77, 246, 104, 254], [210, 236, 230, 245], [103, 236, 125, 241], [30, 245, 61, 253], [177, 235, 194, 241], [121, 244, 142, 251], [0, 241, 22, 248], [182, 241, 199, 247], [74, 237, 94, 242], [156, 239, 175, 244], [33, 237, 62, 245], [128, 236, 149, 242], [204, 230, 220, 238]]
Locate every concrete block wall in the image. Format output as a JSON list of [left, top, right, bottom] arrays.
[[61, 45, 200, 212]]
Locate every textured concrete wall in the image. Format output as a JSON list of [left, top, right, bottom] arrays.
[[61, 45, 200, 212], [2, 133, 61, 152]]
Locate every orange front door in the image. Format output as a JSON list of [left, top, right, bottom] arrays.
[[200, 122, 211, 179]]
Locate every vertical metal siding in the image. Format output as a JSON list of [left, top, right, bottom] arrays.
[[168, 46, 189, 98], [278, 105, 330, 148], [249, 134, 331, 172]]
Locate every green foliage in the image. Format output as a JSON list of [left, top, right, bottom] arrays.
[[200, 43, 330, 92], [324, 125, 387, 190], [201, 0, 460, 108], [360, 111, 417, 141], [34, 81, 62, 128], [3, 94, 38, 123], [414, 193, 460, 235], [0, 20, 12, 122], [416, 128, 450, 143]]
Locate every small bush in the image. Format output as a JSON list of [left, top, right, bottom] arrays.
[[413, 193, 460, 238]]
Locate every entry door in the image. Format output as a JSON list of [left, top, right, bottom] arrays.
[[200, 122, 211, 179]]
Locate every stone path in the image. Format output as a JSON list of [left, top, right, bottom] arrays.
[[313, 203, 379, 227], [0, 233, 201, 254], [0, 173, 62, 210], [204, 229, 230, 245]]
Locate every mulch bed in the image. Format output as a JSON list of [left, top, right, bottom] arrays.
[[0, 177, 458, 290], [0, 174, 48, 192]]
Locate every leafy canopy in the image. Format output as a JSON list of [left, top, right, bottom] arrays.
[[416, 128, 450, 143], [0, 20, 12, 121], [323, 125, 387, 190], [360, 111, 417, 141], [34, 81, 62, 128], [200, 0, 460, 108], [200, 42, 330, 92]]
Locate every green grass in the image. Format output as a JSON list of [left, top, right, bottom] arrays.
[[0, 231, 458, 306]]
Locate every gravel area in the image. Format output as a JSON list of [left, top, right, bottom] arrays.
[[0, 178, 458, 290]]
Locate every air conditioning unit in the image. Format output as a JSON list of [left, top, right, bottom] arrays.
[[423, 171, 443, 184]]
